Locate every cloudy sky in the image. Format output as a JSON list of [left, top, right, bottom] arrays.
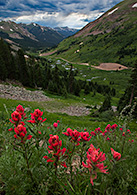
[[0, 0, 123, 29]]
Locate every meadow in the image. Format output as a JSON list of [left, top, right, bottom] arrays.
[[0, 60, 137, 194], [0, 103, 136, 194]]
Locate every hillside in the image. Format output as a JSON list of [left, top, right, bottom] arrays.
[[51, 0, 137, 67]]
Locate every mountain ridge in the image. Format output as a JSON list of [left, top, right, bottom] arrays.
[[0, 20, 78, 50]]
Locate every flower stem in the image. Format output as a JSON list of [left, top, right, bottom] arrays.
[[23, 144, 34, 183]]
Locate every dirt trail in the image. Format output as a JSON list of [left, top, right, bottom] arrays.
[[39, 51, 128, 71], [39, 50, 57, 56], [58, 57, 89, 66], [58, 58, 128, 71]]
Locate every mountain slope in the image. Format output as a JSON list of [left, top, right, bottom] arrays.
[[54, 0, 137, 67], [0, 20, 39, 50], [0, 21, 64, 50], [20, 23, 64, 47]]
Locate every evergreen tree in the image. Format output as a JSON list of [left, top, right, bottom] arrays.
[[99, 95, 112, 113], [34, 63, 44, 87], [60, 82, 68, 98], [84, 83, 90, 95], [68, 64, 75, 93], [53, 65, 60, 94], [0, 55, 7, 80], [74, 80, 81, 96], [111, 88, 116, 96], [17, 49, 30, 86], [0, 38, 17, 80]]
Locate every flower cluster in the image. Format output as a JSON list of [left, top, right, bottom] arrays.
[[80, 132, 91, 142], [63, 128, 81, 146], [111, 148, 121, 161], [14, 124, 32, 143], [16, 104, 26, 118], [43, 135, 67, 167], [9, 105, 32, 143], [91, 127, 102, 136], [101, 124, 133, 141], [9, 105, 26, 126], [82, 144, 108, 185], [27, 109, 47, 124]]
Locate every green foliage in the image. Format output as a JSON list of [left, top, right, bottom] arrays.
[[99, 95, 112, 113], [0, 105, 136, 194], [99, 110, 114, 122]]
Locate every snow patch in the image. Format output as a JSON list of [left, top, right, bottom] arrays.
[[108, 7, 118, 15], [132, 3, 137, 8], [41, 27, 44, 32]]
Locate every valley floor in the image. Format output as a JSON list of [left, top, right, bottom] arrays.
[[40, 51, 129, 71]]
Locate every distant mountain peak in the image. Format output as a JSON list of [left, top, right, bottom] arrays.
[[54, 26, 78, 38]]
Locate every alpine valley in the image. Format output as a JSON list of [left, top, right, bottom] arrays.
[[0, 1, 137, 193]]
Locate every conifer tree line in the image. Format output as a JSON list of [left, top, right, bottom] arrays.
[[0, 38, 116, 98]]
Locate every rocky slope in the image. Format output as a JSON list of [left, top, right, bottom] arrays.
[[0, 83, 90, 116]]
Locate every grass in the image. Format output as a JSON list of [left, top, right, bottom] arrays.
[[0, 97, 107, 129], [1, 95, 137, 132]]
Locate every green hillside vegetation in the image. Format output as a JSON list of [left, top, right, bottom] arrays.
[[54, 24, 137, 66], [52, 0, 137, 67]]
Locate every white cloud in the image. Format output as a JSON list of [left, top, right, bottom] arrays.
[[0, 0, 123, 28], [10, 10, 103, 28]]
